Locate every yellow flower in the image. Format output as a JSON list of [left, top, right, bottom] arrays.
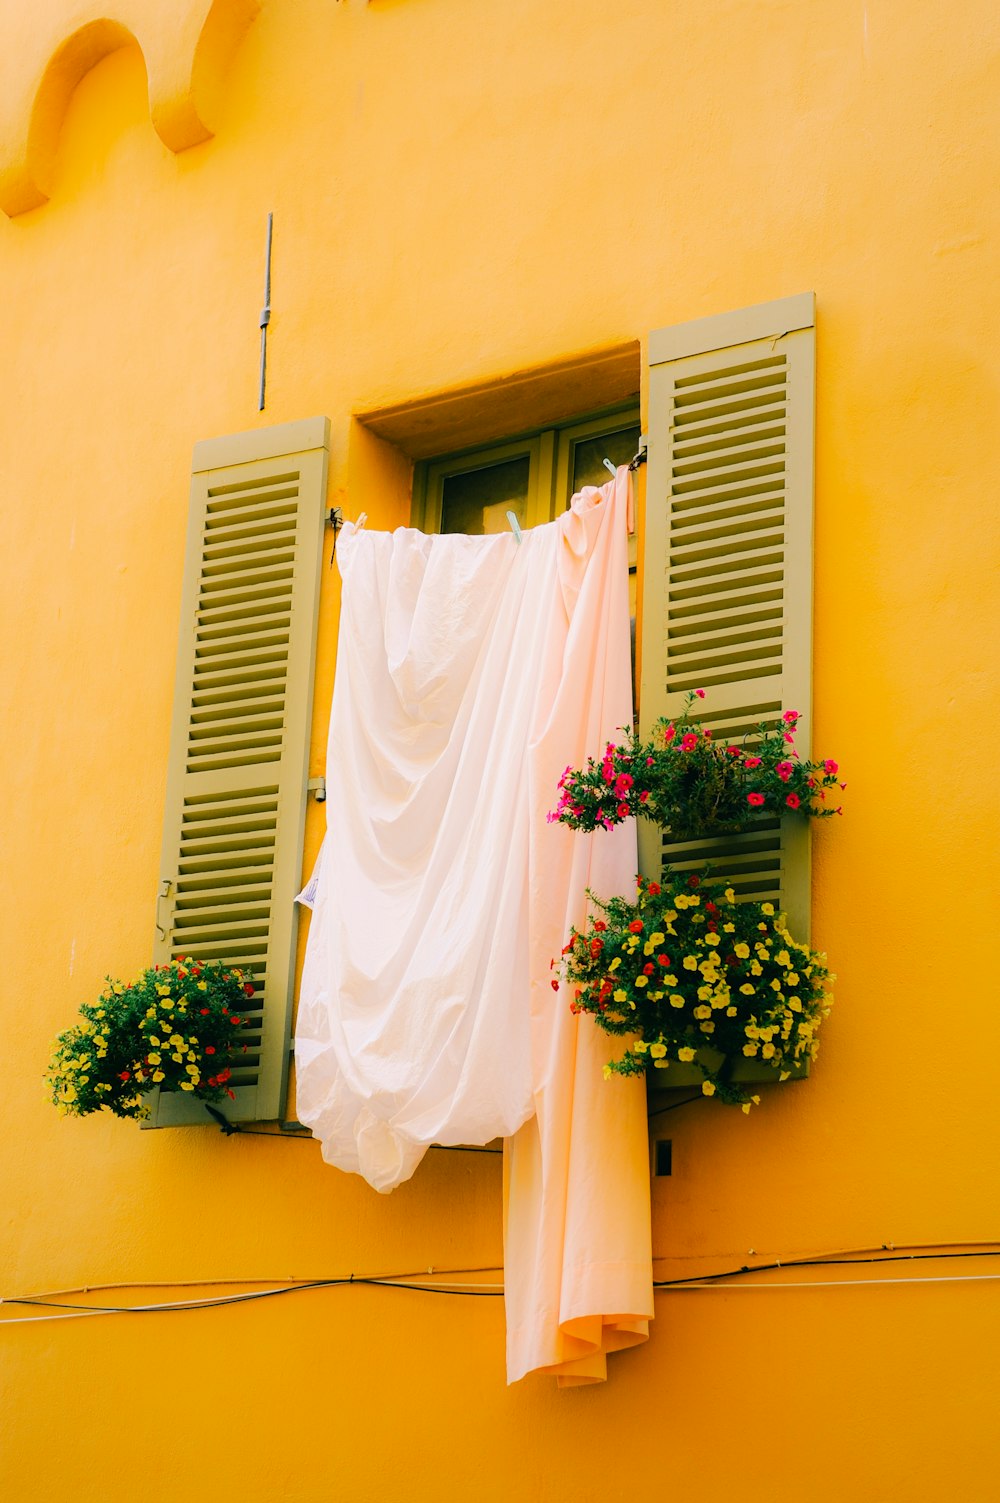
[[602, 1064, 613, 1080], [635, 976, 648, 988], [699, 1020, 715, 1033], [159, 1000, 171, 1010], [726, 1006, 737, 1017], [649, 1043, 667, 1059], [734, 942, 750, 959], [172, 1052, 183, 1063], [677, 1046, 696, 1062], [697, 984, 712, 1001], [750, 961, 763, 976], [761, 1043, 776, 1059], [723, 923, 735, 933], [693, 1004, 711, 1020], [669, 994, 685, 1008], [146, 1007, 157, 1019], [770, 978, 782, 992], [702, 1080, 716, 1096], [761, 903, 775, 916], [613, 988, 628, 1003], [662, 974, 678, 987], [724, 888, 736, 903], [152, 1070, 165, 1083], [650, 932, 665, 945], [169, 1034, 183, 1047], [156, 985, 171, 997], [653, 1058, 669, 1069], [674, 894, 689, 910], [185, 1064, 199, 1076], [688, 895, 700, 907], [634, 1039, 649, 1053], [776, 950, 791, 968], [786, 973, 799, 986], [180, 1082, 195, 1092], [609, 958, 621, 971], [743, 1042, 759, 1056], [149, 1036, 160, 1047], [683, 956, 698, 971], [704, 933, 720, 948], [739, 984, 755, 996], [197, 981, 208, 991], [147, 1052, 161, 1066]]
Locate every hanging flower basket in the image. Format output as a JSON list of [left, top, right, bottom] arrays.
[[548, 691, 844, 842], [46, 958, 254, 1121], [558, 871, 834, 1110]]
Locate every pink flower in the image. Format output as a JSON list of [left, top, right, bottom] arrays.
[[783, 710, 799, 724], [639, 790, 650, 804], [786, 792, 801, 809], [703, 729, 712, 739], [744, 756, 762, 769], [726, 745, 742, 757], [616, 802, 629, 818], [747, 792, 765, 806], [783, 733, 795, 744], [664, 724, 676, 743], [823, 759, 839, 775], [601, 760, 615, 783], [776, 760, 793, 781], [695, 688, 706, 698], [614, 773, 633, 793], [646, 756, 654, 766], [680, 733, 699, 752]]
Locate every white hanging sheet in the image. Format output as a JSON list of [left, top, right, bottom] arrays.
[[294, 469, 652, 1380]]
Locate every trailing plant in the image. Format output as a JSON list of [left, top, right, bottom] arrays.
[[548, 690, 844, 839], [557, 870, 834, 1109], [46, 957, 255, 1121]]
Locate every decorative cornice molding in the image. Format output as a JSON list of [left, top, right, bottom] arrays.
[[0, 0, 261, 217]]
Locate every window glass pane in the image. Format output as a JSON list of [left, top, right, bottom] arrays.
[[570, 425, 641, 496], [440, 457, 530, 535]]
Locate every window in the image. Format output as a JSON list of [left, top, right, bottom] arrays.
[[151, 295, 815, 1124], [412, 408, 641, 609]]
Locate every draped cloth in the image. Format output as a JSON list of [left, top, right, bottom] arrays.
[[294, 468, 652, 1382]]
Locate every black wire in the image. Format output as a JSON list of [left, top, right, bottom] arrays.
[[653, 1246, 1000, 1288], [647, 1093, 705, 1120], [7, 1247, 999, 1318]]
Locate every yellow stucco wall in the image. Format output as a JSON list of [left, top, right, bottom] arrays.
[[2, 2, 998, 1499]]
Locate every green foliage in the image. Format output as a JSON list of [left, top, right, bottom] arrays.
[[560, 870, 834, 1109], [46, 958, 255, 1121]]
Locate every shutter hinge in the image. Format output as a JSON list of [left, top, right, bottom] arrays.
[[308, 776, 327, 802]]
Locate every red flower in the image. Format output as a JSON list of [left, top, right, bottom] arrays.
[[726, 745, 741, 756], [786, 792, 801, 809], [589, 938, 604, 956], [118, 1070, 131, 1082], [593, 920, 607, 932], [680, 733, 699, 753], [747, 792, 765, 806], [744, 756, 762, 769], [616, 802, 629, 817], [243, 984, 254, 997], [628, 920, 644, 933], [705, 900, 718, 913], [231, 1017, 241, 1026], [657, 954, 671, 967], [205, 1046, 216, 1055], [227, 1089, 236, 1100], [687, 874, 700, 888], [647, 882, 661, 896], [200, 1008, 209, 1016], [551, 979, 559, 991], [218, 1068, 231, 1083], [695, 688, 706, 698], [643, 963, 655, 976]]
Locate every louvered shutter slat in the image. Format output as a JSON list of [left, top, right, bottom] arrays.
[[146, 417, 329, 1127], [639, 295, 815, 939]]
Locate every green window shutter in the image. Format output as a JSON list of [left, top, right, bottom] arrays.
[[147, 417, 330, 1127], [638, 294, 816, 938]]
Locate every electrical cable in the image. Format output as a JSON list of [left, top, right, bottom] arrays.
[[3, 1247, 999, 1328]]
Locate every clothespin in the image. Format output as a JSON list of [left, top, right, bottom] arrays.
[[602, 457, 617, 477], [355, 513, 368, 532], [506, 510, 522, 545]]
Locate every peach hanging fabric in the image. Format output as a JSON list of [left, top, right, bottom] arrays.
[[294, 469, 652, 1381], [504, 467, 652, 1385]]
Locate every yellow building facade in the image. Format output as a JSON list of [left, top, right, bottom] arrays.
[[2, 1, 998, 1498]]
